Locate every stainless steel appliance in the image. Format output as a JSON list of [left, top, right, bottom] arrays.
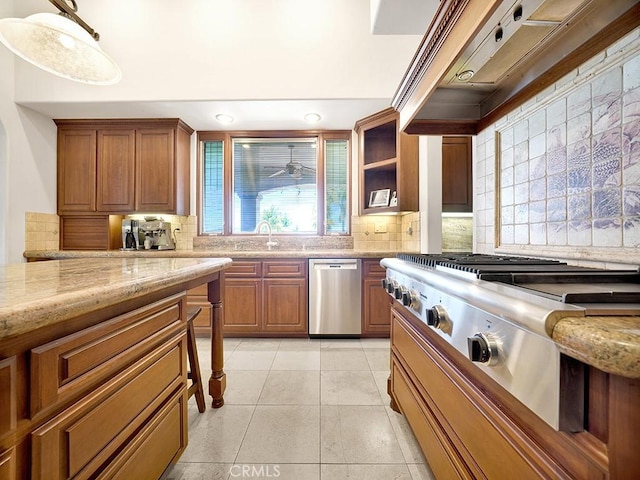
[[138, 221, 176, 250], [382, 253, 640, 430], [309, 259, 361, 337], [121, 219, 140, 250]]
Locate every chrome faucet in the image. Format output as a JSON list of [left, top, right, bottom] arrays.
[[255, 221, 278, 250]]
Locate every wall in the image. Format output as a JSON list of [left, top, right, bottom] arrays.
[[0, 1, 58, 265], [11, 0, 422, 110], [475, 28, 640, 267]]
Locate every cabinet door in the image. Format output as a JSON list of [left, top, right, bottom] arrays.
[[57, 129, 97, 213], [136, 128, 175, 212], [0, 357, 16, 437], [362, 259, 390, 337], [362, 277, 391, 337], [97, 130, 136, 212], [442, 136, 472, 212], [263, 278, 307, 334], [223, 279, 261, 333]]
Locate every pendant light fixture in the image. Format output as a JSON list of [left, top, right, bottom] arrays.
[[0, 0, 121, 85]]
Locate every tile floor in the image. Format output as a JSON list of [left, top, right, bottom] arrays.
[[164, 337, 434, 480]]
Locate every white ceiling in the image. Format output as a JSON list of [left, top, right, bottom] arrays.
[[6, 0, 438, 131]]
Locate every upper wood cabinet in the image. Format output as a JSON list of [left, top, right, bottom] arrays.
[[97, 130, 136, 212], [57, 129, 97, 213], [355, 108, 418, 215], [442, 136, 473, 213], [56, 119, 193, 215]]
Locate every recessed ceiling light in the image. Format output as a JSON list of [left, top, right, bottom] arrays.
[[215, 114, 234, 124], [304, 113, 321, 123], [456, 70, 475, 82]]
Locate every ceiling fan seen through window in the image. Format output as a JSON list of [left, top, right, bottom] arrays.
[[266, 144, 316, 179]]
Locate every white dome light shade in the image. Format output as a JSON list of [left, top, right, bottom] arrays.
[[0, 13, 121, 85], [304, 113, 321, 123]]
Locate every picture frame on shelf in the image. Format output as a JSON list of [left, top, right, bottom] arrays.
[[369, 188, 391, 208], [389, 190, 397, 207]]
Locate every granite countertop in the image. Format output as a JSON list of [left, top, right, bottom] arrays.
[[552, 316, 640, 379], [23, 249, 399, 260], [0, 257, 232, 340], [19, 250, 640, 378]]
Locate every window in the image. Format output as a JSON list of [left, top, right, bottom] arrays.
[[199, 132, 350, 236]]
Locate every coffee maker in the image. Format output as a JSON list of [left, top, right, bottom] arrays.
[[121, 219, 140, 250], [138, 220, 176, 250]]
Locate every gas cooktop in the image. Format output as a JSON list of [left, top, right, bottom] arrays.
[[396, 253, 640, 304]]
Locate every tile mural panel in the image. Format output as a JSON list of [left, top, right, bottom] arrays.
[[497, 46, 640, 252]]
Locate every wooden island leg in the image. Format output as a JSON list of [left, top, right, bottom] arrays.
[[207, 274, 226, 408]]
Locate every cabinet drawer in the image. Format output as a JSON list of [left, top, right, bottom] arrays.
[[188, 283, 208, 296], [98, 392, 186, 480], [363, 258, 385, 277], [0, 357, 16, 437], [0, 448, 16, 480], [392, 312, 554, 479], [31, 335, 186, 480], [30, 293, 185, 415], [263, 260, 306, 278], [392, 363, 467, 479], [225, 261, 261, 277]]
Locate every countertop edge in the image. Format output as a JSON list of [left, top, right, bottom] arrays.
[[1, 257, 232, 340], [552, 316, 640, 379], [23, 249, 400, 260]]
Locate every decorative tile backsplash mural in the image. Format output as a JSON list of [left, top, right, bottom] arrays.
[[476, 27, 640, 265]]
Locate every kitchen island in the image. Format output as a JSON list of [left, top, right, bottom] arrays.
[[0, 257, 231, 479]]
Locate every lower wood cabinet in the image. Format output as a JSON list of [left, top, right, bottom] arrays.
[[0, 448, 15, 480], [223, 259, 308, 336], [389, 305, 629, 479], [361, 259, 390, 337], [0, 293, 189, 480], [187, 284, 214, 337]]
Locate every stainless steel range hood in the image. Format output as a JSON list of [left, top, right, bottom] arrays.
[[392, 0, 640, 134]]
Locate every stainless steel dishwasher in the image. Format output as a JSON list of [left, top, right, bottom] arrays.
[[308, 258, 361, 337]]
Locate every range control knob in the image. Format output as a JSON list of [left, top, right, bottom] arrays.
[[427, 305, 449, 329], [402, 290, 420, 310], [394, 286, 404, 300], [467, 333, 500, 366], [386, 280, 396, 295], [381, 278, 389, 290]]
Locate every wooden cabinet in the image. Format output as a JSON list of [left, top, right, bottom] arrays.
[[59, 215, 122, 250], [355, 108, 419, 215], [442, 136, 473, 212], [361, 259, 391, 337], [0, 292, 189, 480], [187, 284, 214, 337], [97, 130, 136, 212], [55, 119, 193, 216], [389, 304, 637, 479], [0, 448, 15, 480], [223, 259, 308, 336], [0, 357, 15, 439], [57, 129, 97, 213]]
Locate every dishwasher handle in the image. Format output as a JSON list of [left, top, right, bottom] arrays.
[[311, 260, 359, 270]]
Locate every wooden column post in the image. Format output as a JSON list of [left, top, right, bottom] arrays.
[[207, 273, 226, 408]]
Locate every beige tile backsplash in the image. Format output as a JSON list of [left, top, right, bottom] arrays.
[[351, 212, 420, 252], [25, 212, 59, 251], [25, 210, 470, 254]]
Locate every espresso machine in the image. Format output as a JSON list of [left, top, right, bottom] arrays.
[[121, 219, 141, 250], [138, 220, 176, 250]]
